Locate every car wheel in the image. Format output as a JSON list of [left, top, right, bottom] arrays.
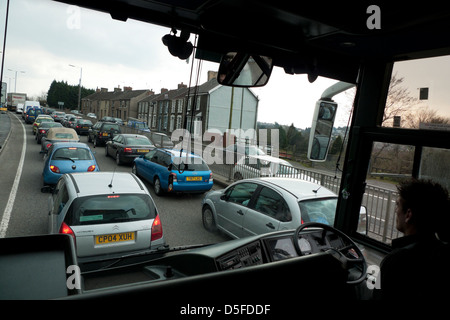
[[105, 145, 109, 157], [202, 205, 217, 232], [154, 177, 163, 196]]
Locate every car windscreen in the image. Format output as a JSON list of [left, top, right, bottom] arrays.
[[125, 136, 153, 145], [52, 147, 93, 160], [66, 194, 157, 226], [298, 197, 337, 226]]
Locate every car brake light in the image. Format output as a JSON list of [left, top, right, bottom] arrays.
[[39, 129, 45, 134], [124, 147, 132, 153], [50, 165, 60, 173], [151, 214, 163, 241], [209, 172, 213, 182], [87, 165, 96, 172], [46, 143, 52, 149], [59, 222, 76, 244]]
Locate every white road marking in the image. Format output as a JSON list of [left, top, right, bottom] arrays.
[[0, 114, 26, 238]]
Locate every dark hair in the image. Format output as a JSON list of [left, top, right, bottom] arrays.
[[397, 179, 449, 238]]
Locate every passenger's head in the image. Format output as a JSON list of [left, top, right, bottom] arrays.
[[395, 179, 449, 238]]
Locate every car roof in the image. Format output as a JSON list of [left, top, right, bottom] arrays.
[[50, 142, 91, 150], [239, 177, 337, 200], [67, 172, 146, 197], [46, 127, 78, 139], [163, 148, 202, 159]]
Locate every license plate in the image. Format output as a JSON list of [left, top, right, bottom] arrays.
[[82, 126, 88, 129], [102, 132, 109, 136], [137, 149, 149, 153], [186, 176, 202, 181], [95, 232, 135, 244]]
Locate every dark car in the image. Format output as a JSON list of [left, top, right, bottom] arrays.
[[73, 119, 93, 135], [88, 121, 121, 146], [36, 122, 63, 144], [105, 134, 155, 165], [64, 115, 82, 128], [25, 107, 43, 124]]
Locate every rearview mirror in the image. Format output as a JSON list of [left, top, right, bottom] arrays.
[[307, 100, 338, 161], [218, 52, 273, 87]]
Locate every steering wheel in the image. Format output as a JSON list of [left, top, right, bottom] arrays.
[[293, 222, 367, 285]]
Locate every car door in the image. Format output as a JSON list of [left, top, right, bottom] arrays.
[[110, 135, 122, 156], [48, 178, 70, 233], [215, 182, 258, 238], [242, 186, 292, 237], [138, 149, 157, 182]]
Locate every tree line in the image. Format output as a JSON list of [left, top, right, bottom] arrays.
[[47, 80, 95, 110]]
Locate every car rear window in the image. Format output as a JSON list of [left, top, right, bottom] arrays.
[[102, 124, 120, 131], [125, 136, 152, 145], [52, 147, 93, 160], [54, 133, 75, 139], [173, 156, 210, 171], [65, 194, 156, 226]]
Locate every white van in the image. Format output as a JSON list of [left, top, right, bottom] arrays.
[[16, 103, 24, 114], [22, 100, 40, 119]]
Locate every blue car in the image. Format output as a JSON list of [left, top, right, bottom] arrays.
[[42, 142, 100, 186], [132, 148, 213, 195]]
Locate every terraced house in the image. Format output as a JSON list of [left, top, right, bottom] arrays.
[[81, 72, 259, 141]]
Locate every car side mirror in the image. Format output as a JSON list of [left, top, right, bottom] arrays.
[[217, 52, 273, 87], [357, 205, 368, 235]]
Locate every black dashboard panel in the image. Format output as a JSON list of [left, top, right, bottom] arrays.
[[216, 241, 264, 271]]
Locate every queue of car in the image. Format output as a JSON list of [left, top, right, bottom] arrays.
[[23, 108, 342, 264], [21, 110, 169, 264]]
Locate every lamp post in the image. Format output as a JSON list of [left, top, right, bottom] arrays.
[[7, 69, 25, 92], [69, 64, 82, 112]]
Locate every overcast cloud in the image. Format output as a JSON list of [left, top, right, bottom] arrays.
[[6, 0, 449, 130]]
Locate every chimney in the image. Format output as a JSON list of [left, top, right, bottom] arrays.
[[178, 82, 187, 89], [114, 87, 122, 92], [207, 71, 218, 81], [124, 86, 132, 91], [161, 88, 168, 93], [101, 88, 108, 92], [147, 90, 155, 96]]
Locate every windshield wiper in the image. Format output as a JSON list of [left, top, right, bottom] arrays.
[[54, 156, 74, 162], [97, 243, 210, 270]]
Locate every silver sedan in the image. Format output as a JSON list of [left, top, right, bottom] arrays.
[[201, 177, 338, 239]]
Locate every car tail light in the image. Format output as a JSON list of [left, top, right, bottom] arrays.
[[87, 165, 96, 172], [50, 165, 60, 173], [124, 147, 132, 153], [168, 173, 177, 192], [59, 222, 76, 244], [151, 214, 163, 241], [208, 172, 213, 182], [39, 129, 45, 134], [46, 143, 52, 149]]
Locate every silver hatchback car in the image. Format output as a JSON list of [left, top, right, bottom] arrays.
[[202, 177, 339, 239], [46, 172, 166, 264]]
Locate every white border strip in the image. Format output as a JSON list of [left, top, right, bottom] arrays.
[[0, 114, 26, 238]]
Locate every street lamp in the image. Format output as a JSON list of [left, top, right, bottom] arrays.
[[69, 64, 82, 112], [7, 68, 25, 92]]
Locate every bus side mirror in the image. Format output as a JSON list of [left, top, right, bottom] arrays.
[[307, 100, 338, 161]]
